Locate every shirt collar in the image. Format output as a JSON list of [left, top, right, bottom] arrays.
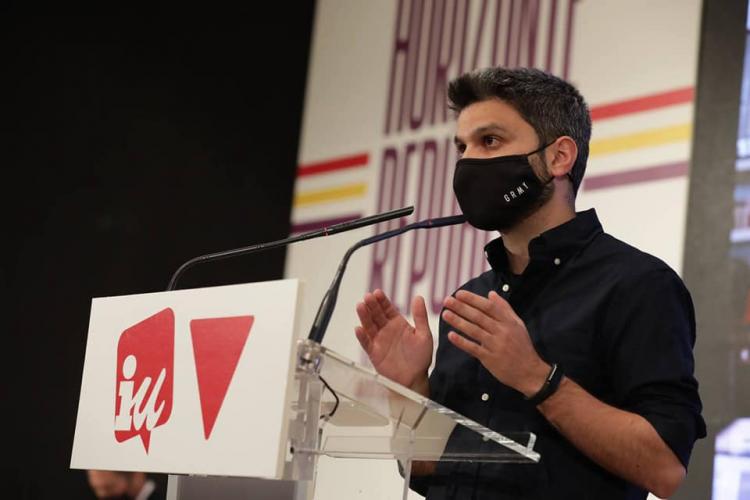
[[484, 209, 603, 273]]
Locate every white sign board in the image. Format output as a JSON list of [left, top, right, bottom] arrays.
[[71, 279, 302, 479]]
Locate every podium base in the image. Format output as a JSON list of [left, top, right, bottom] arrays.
[[167, 475, 309, 500]]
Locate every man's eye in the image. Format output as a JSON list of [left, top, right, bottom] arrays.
[[483, 136, 499, 147], [456, 144, 466, 155]]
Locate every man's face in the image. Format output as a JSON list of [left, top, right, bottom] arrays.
[[452, 98, 557, 230], [87, 470, 130, 499], [454, 98, 543, 169]]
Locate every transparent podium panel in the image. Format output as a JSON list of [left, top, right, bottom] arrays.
[[287, 340, 540, 499]]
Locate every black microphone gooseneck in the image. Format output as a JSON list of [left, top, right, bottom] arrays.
[[166, 206, 414, 291], [307, 214, 467, 345]]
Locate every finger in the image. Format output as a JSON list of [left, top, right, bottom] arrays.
[[443, 295, 496, 333], [447, 331, 485, 359], [455, 289, 507, 322], [487, 291, 522, 324], [354, 326, 371, 352], [411, 295, 431, 335], [356, 301, 378, 337], [441, 309, 490, 343], [374, 289, 401, 320], [364, 292, 390, 328]]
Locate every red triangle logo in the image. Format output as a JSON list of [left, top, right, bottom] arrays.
[[190, 315, 254, 440]]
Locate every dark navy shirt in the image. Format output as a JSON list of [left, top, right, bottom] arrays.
[[413, 209, 706, 500]]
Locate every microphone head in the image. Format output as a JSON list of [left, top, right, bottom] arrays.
[[419, 214, 467, 228]]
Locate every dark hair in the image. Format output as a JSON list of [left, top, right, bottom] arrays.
[[448, 67, 591, 195]]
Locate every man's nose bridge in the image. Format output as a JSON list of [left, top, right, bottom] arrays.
[[463, 143, 481, 158]]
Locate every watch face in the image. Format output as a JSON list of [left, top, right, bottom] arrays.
[[526, 364, 562, 405]]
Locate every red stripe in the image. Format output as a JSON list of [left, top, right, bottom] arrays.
[[590, 87, 694, 121], [582, 161, 688, 191], [297, 153, 369, 177]]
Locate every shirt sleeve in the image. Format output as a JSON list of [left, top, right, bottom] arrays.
[[602, 266, 707, 468]]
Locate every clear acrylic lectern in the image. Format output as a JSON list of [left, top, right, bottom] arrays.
[[285, 339, 541, 500]]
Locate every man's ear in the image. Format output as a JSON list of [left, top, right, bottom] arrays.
[[547, 136, 578, 178]]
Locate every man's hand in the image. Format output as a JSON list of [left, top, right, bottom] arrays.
[[442, 289, 549, 397], [355, 289, 433, 390]]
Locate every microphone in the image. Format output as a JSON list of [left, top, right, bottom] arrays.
[[166, 206, 415, 291], [307, 214, 467, 345]]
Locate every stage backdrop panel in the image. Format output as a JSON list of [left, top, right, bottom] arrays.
[[285, 1, 702, 498]]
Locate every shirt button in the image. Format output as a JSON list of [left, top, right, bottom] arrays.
[[554, 258, 561, 266], [501, 284, 510, 292], [481, 393, 490, 402]]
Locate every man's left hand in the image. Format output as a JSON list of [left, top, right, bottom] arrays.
[[442, 290, 551, 397]]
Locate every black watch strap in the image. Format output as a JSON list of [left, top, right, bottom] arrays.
[[525, 363, 564, 406]]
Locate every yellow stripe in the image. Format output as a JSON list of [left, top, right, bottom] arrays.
[[590, 123, 692, 156], [294, 183, 367, 207]]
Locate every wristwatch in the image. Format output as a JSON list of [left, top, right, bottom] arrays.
[[526, 363, 564, 406]]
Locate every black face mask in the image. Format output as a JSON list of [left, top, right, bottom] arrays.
[[452, 142, 554, 231]]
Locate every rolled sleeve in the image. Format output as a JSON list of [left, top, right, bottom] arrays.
[[603, 267, 707, 467]]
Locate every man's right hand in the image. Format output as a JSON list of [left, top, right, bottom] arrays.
[[354, 289, 433, 391]]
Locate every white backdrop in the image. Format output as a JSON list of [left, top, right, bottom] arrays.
[[285, 1, 703, 497]]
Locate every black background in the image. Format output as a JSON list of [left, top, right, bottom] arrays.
[[2, 5, 316, 498]]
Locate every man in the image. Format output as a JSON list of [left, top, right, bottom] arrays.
[[354, 67, 705, 499], [87, 470, 165, 500]]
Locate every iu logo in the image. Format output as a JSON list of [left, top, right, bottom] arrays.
[[112, 308, 254, 452], [114, 308, 174, 452]]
